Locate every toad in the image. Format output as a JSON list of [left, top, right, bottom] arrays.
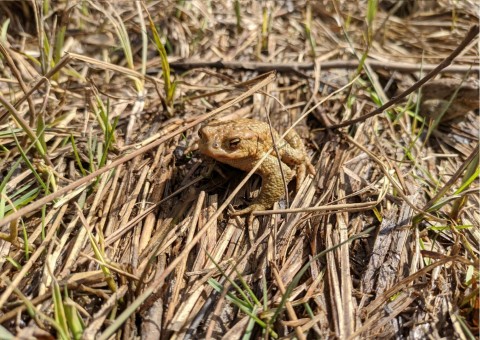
[[198, 118, 315, 222]]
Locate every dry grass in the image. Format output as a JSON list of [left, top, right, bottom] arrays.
[[0, 0, 479, 339]]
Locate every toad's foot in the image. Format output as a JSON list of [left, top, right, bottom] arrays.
[[231, 203, 266, 227]]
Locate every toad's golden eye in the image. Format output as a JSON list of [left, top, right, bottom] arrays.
[[229, 138, 241, 148]]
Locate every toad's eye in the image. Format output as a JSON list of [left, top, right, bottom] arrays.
[[229, 138, 241, 148]]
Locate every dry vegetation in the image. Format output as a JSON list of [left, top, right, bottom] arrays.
[[0, 0, 479, 339]]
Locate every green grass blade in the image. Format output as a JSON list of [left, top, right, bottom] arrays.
[[64, 291, 85, 340]]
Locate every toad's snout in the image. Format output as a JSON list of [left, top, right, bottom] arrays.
[[198, 128, 223, 159], [198, 128, 219, 149]]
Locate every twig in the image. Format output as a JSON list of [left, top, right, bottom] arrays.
[[328, 25, 479, 130], [0, 42, 37, 125], [272, 265, 306, 340], [169, 57, 479, 74], [343, 133, 447, 223], [420, 143, 479, 213], [0, 54, 72, 124]]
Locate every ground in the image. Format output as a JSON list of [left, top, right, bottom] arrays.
[[0, 1, 478, 339]]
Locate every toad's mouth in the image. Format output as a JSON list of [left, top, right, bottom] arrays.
[[199, 144, 248, 160]]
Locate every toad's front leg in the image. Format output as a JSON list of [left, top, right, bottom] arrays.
[[231, 155, 293, 224]]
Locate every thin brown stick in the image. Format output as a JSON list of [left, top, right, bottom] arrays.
[[272, 265, 306, 340], [0, 42, 37, 125], [343, 133, 447, 222], [421, 143, 479, 213], [0, 205, 68, 309], [169, 57, 479, 74], [328, 25, 479, 130], [0, 54, 72, 124], [363, 256, 460, 316]]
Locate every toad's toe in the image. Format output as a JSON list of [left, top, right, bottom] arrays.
[[231, 203, 266, 227], [295, 164, 306, 192], [307, 162, 315, 176], [231, 203, 266, 217]]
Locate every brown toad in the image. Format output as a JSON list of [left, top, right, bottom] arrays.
[[198, 118, 315, 221]]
